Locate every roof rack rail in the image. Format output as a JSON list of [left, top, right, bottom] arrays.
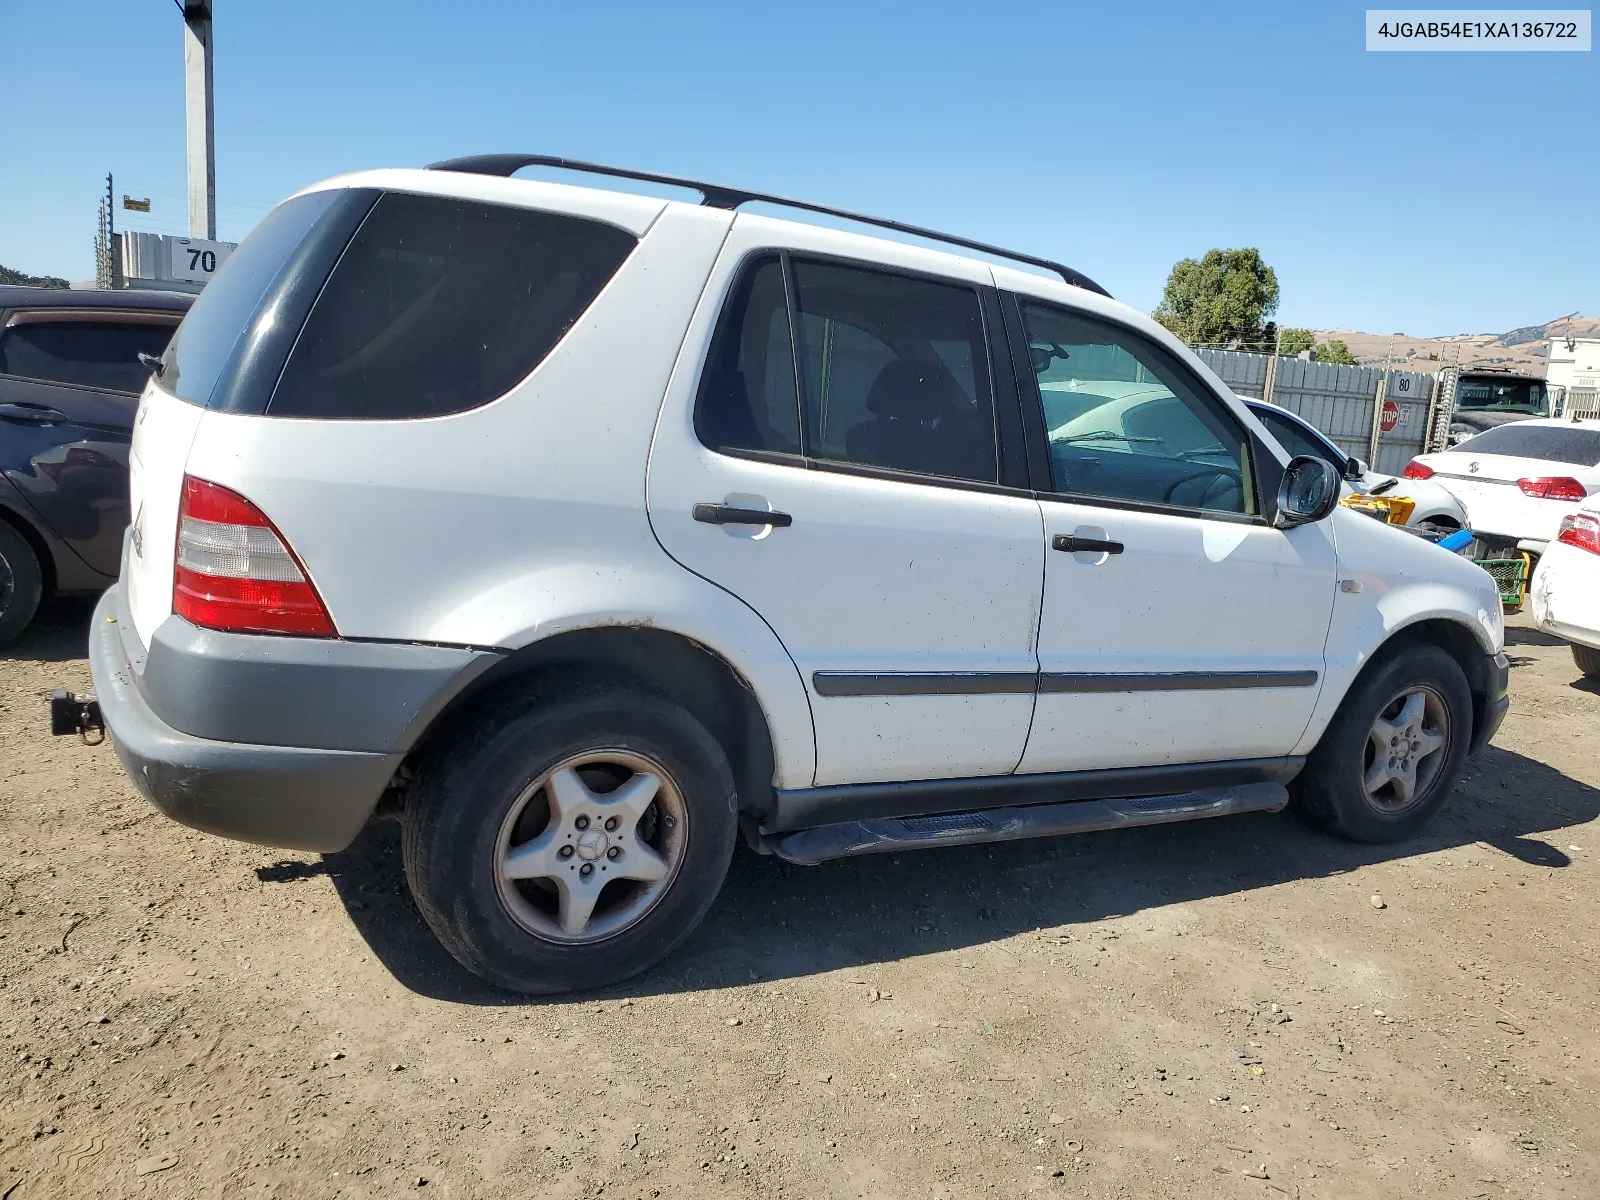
[[425, 153, 1109, 297]]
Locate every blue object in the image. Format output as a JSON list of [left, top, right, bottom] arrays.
[[1438, 529, 1474, 552]]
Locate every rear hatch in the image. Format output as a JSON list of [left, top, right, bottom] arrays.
[[122, 188, 376, 648]]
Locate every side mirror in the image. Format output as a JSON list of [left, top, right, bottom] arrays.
[[1275, 455, 1341, 528], [1344, 456, 1370, 480]]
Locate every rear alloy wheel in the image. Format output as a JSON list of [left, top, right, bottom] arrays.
[[1291, 641, 1472, 843], [1574, 643, 1600, 679], [402, 677, 737, 993], [494, 749, 688, 943], [0, 521, 45, 648]]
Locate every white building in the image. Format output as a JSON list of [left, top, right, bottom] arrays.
[[1546, 336, 1600, 419]]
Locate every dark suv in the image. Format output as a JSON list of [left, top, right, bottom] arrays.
[[0, 285, 191, 643]]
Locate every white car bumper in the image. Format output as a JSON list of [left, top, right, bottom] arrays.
[[1531, 542, 1600, 651]]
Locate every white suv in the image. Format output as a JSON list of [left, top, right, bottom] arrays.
[[76, 156, 1509, 993]]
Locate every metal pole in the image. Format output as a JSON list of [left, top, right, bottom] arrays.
[[183, 1, 216, 240], [1262, 324, 1283, 406], [1368, 335, 1395, 466], [106, 173, 121, 288]]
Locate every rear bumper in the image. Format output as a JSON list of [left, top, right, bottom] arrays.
[[1531, 546, 1600, 651], [1470, 651, 1510, 755], [87, 584, 498, 852]]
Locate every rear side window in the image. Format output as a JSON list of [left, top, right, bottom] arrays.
[[695, 257, 801, 456], [0, 319, 177, 394], [1457, 424, 1600, 466], [162, 188, 347, 407], [270, 193, 638, 419]]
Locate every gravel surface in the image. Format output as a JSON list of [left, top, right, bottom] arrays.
[[2, 599, 1596, 1199]]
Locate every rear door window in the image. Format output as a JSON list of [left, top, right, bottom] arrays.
[[1456, 424, 1600, 466], [695, 255, 1001, 485], [0, 319, 177, 394], [269, 193, 638, 419], [792, 260, 998, 484]]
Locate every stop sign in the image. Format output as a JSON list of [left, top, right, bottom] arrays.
[[1380, 399, 1400, 434]]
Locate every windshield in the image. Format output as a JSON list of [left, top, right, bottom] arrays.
[[1454, 424, 1600, 466], [1456, 377, 1546, 412]]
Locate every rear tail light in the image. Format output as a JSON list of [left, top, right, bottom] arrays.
[[1516, 476, 1588, 501], [1402, 460, 1434, 480], [173, 475, 336, 637], [1557, 512, 1600, 556]]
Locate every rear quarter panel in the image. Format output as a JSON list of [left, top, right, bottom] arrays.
[[1531, 541, 1600, 650], [180, 203, 819, 789]]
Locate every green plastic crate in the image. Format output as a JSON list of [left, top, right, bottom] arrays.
[[1478, 555, 1531, 608]]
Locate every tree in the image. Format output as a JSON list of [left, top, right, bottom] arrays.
[[0, 264, 69, 288], [1274, 329, 1358, 364], [1278, 327, 1316, 357], [1153, 248, 1279, 348], [1314, 339, 1355, 365]]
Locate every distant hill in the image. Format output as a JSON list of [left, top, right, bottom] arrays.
[[0, 264, 70, 289], [1315, 316, 1600, 375]]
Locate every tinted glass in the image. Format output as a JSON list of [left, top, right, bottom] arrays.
[[1455, 424, 1600, 466], [1020, 302, 1254, 514], [1457, 377, 1546, 411], [695, 257, 800, 455], [791, 260, 997, 483], [271, 193, 637, 419], [0, 320, 176, 393], [1255, 408, 1345, 471], [162, 189, 341, 405]]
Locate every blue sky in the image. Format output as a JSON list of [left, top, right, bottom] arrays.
[[0, 1, 1592, 335]]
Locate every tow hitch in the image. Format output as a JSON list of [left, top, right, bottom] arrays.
[[50, 689, 105, 745]]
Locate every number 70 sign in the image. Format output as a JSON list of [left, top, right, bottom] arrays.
[[168, 237, 235, 283]]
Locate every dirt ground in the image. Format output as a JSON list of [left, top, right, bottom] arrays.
[[2, 599, 1597, 1200]]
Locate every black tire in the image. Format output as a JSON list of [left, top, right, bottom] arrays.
[[0, 520, 45, 648], [1574, 643, 1600, 679], [402, 676, 738, 994], [1290, 640, 1472, 844]]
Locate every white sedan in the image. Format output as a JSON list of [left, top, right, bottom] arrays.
[[1530, 494, 1600, 678], [1402, 417, 1600, 555]]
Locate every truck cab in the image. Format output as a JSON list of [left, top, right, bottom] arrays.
[[1448, 368, 1552, 444]]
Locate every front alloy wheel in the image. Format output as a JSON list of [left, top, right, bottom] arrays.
[[1362, 686, 1450, 812], [1291, 640, 1473, 844]]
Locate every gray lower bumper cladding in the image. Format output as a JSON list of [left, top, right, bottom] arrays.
[[86, 585, 497, 853]]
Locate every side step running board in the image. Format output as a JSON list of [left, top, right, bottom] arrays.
[[768, 782, 1289, 866]]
